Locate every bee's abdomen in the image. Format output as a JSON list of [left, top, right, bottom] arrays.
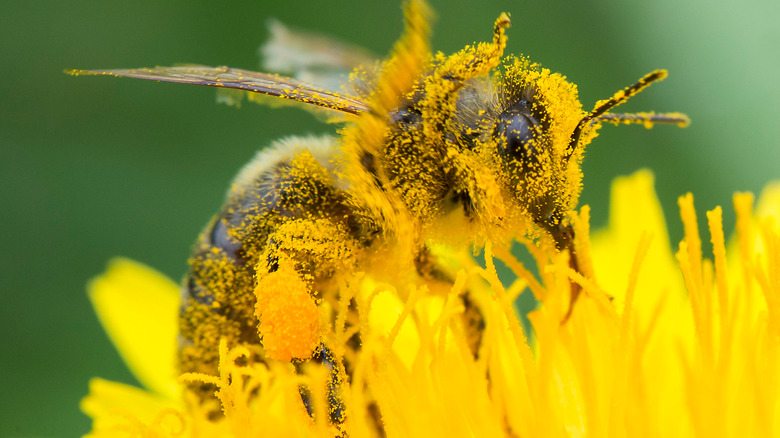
[[178, 136, 374, 389], [179, 215, 258, 381]]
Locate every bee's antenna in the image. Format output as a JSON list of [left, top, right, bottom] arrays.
[[564, 70, 688, 161], [593, 112, 690, 127], [420, 13, 510, 143]]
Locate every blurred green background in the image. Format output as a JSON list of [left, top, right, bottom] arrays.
[[2, 0, 778, 435]]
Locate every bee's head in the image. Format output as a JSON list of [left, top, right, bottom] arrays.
[[491, 92, 570, 248], [451, 58, 586, 247], [463, 59, 683, 248], [362, 8, 685, 247]]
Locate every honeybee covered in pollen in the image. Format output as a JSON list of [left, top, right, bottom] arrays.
[[71, 0, 688, 431]]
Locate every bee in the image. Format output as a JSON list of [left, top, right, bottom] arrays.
[[70, 0, 688, 427]]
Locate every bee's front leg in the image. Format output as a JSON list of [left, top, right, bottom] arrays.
[[414, 246, 486, 358]]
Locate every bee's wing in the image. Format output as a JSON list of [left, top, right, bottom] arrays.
[[68, 66, 371, 116], [260, 19, 378, 93]]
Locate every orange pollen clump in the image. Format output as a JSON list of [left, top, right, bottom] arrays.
[[254, 263, 320, 362]]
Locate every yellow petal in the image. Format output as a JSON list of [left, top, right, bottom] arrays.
[[81, 377, 183, 438], [88, 258, 180, 400], [364, 278, 421, 370], [588, 170, 696, 435], [590, 170, 686, 325], [726, 182, 780, 323], [756, 181, 780, 220]]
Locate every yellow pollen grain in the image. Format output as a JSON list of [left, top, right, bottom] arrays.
[[255, 263, 320, 361]]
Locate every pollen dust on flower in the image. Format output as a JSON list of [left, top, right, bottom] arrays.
[[255, 261, 321, 362]]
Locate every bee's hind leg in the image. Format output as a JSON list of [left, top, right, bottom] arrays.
[[295, 345, 346, 424], [255, 217, 360, 425]]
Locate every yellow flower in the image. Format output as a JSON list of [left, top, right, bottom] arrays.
[[82, 170, 780, 437]]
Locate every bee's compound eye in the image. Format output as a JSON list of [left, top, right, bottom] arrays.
[[495, 112, 540, 162]]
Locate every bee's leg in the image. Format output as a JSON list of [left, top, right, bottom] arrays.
[[414, 247, 485, 358], [553, 223, 582, 324], [295, 345, 346, 424], [257, 218, 360, 425], [561, 251, 581, 323]]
